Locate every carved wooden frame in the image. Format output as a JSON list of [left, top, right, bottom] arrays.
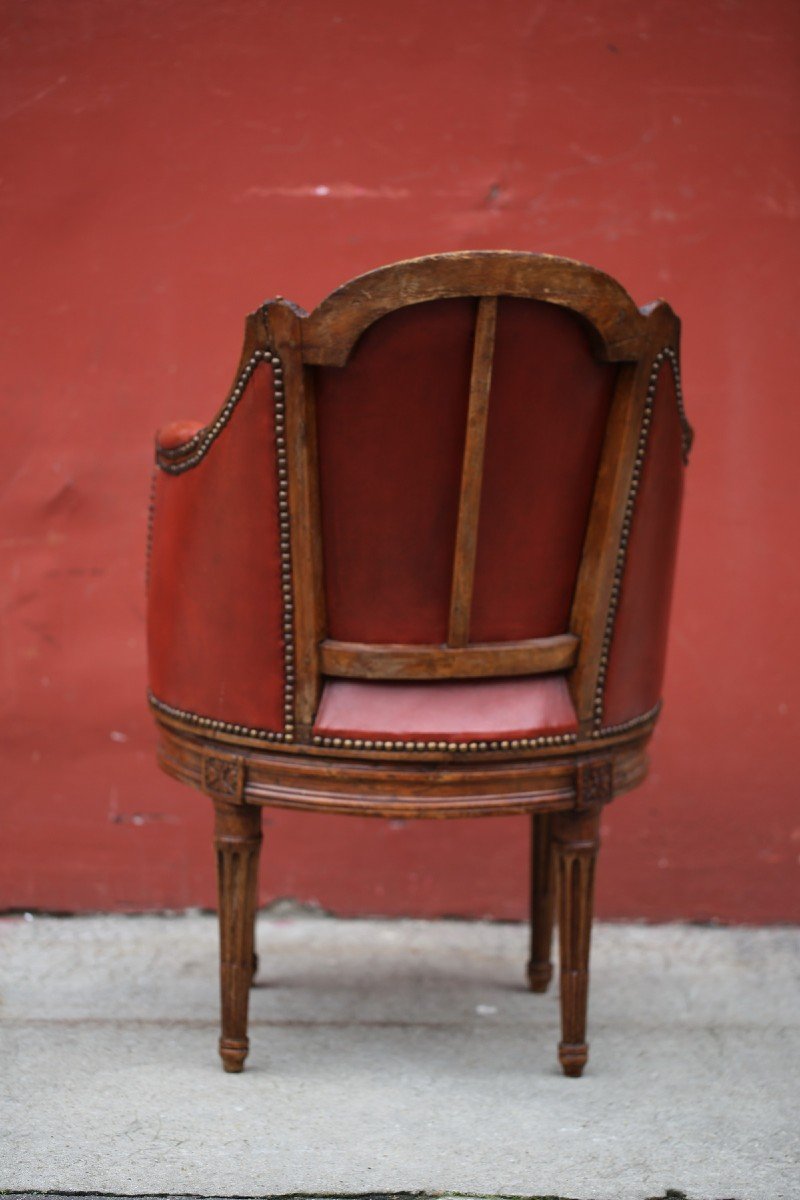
[[150, 251, 690, 756], [147, 251, 692, 1076]]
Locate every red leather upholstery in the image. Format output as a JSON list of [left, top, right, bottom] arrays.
[[315, 297, 615, 646], [148, 363, 287, 731], [316, 298, 474, 644], [313, 674, 578, 741], [471, 299, 617, 640], [147, 269, 687, 749], [156, 419, 204, 451], [603, 360, 685, 727]]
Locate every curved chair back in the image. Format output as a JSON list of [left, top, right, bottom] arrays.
[[149, 253, 691, 746]]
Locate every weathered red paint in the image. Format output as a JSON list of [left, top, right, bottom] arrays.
[[2, 0, 798, 921]]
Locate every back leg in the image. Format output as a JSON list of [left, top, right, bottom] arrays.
[[214, 799, 262, 1072], [527, 812, 555, 992]]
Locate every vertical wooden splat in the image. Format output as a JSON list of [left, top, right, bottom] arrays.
[[448, 295, 498, 647]]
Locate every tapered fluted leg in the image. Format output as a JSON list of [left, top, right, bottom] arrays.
[[527, 813, 555, 992], [214, 799, 262, 1072], [553, 807, 600, 1077]]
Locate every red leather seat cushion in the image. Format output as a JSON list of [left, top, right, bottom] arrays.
[[313, 674, 578, 741]]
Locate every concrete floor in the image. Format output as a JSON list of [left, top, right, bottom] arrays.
[[0, 914, 798, 1200]]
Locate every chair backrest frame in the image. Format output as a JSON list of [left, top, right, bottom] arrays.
[[255, 253, 683, 741]]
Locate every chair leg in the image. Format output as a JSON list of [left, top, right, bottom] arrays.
[[214, 799, 262, 1073], [249, 891, 259, 987], [527, 812, 555, 992], [553, 807, 600, 1078]]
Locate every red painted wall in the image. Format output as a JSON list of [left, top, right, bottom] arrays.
[[2, 0, 798, 922]]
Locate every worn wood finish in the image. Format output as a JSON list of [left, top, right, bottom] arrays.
[[301, 251, 648, 366], [262, 300, 326, 737], [448, 296, 497, 647], [320, 634, 578, 681], [149, 252, 687, 1075], [214, 799, 262, 1073], [527, 813, 556, 992], [553, 806, 601, 1077], [569, 302, 680, 730], [157, 720, 647, 817]]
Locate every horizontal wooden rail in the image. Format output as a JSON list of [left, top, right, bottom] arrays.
[[320, 635, 579, 682]]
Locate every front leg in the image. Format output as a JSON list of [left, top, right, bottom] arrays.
[[214, 798, 262, 1072], [553, 806, 601, 1077]]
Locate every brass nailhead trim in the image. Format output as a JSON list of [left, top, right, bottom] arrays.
[[592, 348, 687, 734], [670, 348, 694, 465], [145, 468, 157, 593], [149, 691, 293, 743], [156, 429, 204, 460], [310, 731, 579, 753], [149, 687, 581, 754], [155, 350, 276, 474], [151, 349, 294, 742], [149, 693, 655, 753], [150, 346, 686, 754], [592, 701, 662, 740]]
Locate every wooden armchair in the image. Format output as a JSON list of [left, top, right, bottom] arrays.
[[147, 252, 692, 1075]]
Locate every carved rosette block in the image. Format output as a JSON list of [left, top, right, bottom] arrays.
[[214, 799, 262, 1072], [527, 813, 555, 992], [202, 753, 246, 802], [576, 758, 613, 809], [553, 806, 601, 1077]]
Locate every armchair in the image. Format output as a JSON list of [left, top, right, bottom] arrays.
[[147, 251, 692, 1075]]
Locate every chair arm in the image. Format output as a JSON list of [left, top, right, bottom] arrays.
[[155, 419, 205, 453], [601, 350, 688, 731], [147, 357, 289, 738]]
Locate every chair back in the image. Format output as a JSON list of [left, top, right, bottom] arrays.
[[150, 253, 691, 747], [314, 293, 616, 651]]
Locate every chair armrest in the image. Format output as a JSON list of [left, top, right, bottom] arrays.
[[601, 350, 688, 730], [147, 357, 289, 738], [155, 419, 205, 453]]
